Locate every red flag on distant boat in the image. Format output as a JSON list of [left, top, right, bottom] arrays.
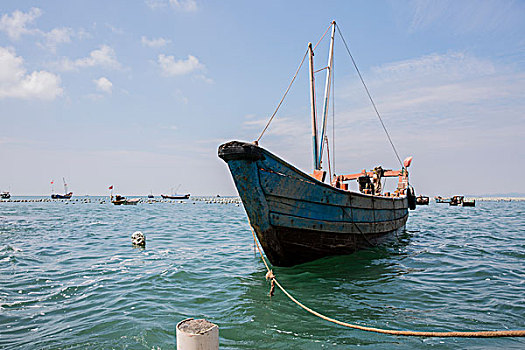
[[108, 185, 113, 190], [50, 181, 54, 184]]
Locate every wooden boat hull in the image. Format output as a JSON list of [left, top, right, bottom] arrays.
[[218, 141, 409, 267]]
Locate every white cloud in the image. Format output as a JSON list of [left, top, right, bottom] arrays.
[[59, 45, 121, 71], [0, 46, 62, 100], [41, 27, 74, 51], [158, 54, 203, 76], [406, 0, 524, 34], [339, 51, 518, 124], [94, 77, 112, 94], [194, 74, 214, 84], [372, 52, 496, 81], [0, 7, 41, 40], [0, 8, 79, 51], [169, 0, 197, 12], [141, 36, 171, 48], [145, 0, 167, 9], [106, 24, 124, 35], [145, 0, 198, 12]]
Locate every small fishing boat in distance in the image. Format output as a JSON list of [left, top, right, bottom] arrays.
[[449, 196, 464, 206], [416, 195, 429, 205], [435, 196, 451, 203], [51, 178, 73, 199], [161, 185, 189, 199], [112, 195, 140, 205], [219, 21, 417, 267], [461, 199, 476, 207], [1, 191, 10, 199], [161, 194, 190, 200]]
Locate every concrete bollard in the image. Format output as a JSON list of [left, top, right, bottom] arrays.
[[176, 318, 218, 350]]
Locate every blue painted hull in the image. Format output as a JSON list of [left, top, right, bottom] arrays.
[[51, 193, 73, 199], [219, 141, 409, 266]]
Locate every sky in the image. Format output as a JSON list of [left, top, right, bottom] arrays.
[[0, 0, 524, 196]]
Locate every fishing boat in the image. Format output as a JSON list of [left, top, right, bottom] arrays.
[[461, 199, 475, 207], [161, 186, 190, 199], [51, 178, 73, 199], [449, 196, 464, 206], [1, 191, 10, 199], [219, 21, 416, 267], [161, 194, 190, 200], [435, 196, 451, 203], [111, 195, 140, 205], [416, 195, 429, 205]]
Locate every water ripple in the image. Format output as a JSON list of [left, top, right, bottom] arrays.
[[0, 198, 524, 349]]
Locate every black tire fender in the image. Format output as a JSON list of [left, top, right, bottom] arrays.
[[407, 186, 416, 210]]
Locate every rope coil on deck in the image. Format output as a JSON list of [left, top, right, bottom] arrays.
[[249, 227, 525, 338]]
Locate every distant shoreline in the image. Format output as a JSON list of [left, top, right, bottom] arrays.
[[463, 197, 525, 201], [2, 195, 525, 202]]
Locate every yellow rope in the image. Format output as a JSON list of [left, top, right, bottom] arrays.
[[249, 227, 525, 338]]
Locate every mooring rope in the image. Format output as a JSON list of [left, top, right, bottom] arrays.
[[249, 227, 525, 338]]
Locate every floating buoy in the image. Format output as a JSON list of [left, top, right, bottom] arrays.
[[131, 231, 146, 247]]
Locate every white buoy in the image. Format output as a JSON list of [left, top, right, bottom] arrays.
[[176, 318, 218, 350], [131, 231, 146, 246]]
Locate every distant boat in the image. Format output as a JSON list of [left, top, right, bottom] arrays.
[[1, 191, 10, 199], [449, 196, 464, 206], [461, 199, 476, 207], [219, 21, 417, 267], [161, 194, 190, 200], [51, 178, 73, 199], [435, 196, 451, 203], [51, 193, 73, 199], [161, 185, 189, 199], [112, 195, 140, 205], [416, 195, 429, 205]]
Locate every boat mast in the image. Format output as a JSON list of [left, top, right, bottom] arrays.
[[63, 177, 68, 194], [308, 42, 320, 171], [318, 20, 336, 170]]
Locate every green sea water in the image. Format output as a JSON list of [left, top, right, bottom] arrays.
[[0, 197, 524, 349]]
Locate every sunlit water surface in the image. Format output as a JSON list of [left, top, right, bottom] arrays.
[[0, 197, 524, 349]]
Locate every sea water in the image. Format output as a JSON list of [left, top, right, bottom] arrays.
[[0, 197, 524, 349]]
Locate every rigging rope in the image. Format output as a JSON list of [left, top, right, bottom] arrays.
[[331, 53, 336, 176], [335, 23, 404, 168], [249, 227, 525, 338], [256, 23, 333, 143], [256, 49, 308, 143]]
